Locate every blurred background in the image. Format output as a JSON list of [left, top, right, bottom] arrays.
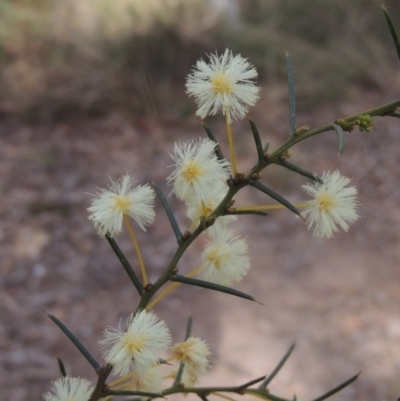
[[1, 1, 400, 400]]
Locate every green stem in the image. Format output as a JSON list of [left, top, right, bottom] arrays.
[[136, 223, 202, 309], [346, 97, 400, 119], [136, 183, 245, 311], [162, 386, 288, 401], [88, 364, 113, 401], [86, 96, 394, 401], [138, 98, 400, 311], [249, 97, 400, 176]]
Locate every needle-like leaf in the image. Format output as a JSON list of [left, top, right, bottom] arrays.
[[153, 183, 182, 242], [106, 235, 144, 295], [382, 5, 400, 62], [171, 275, 257, 302], [259, 343, 295, 388], [56, 354, 67, 377], [249, 181, 301, 217], [173, 362, 186, 387], [331, 123, 344, 154], [236, 375, 266, 390], [202, 123, 226, 162], [249, 118, 266, 163], [185, 315, 193, 340], [311, 372, 361, 401], [47, 314, 101, 371], [286, 52, 296, 135], [278, 160, 322, 183], [226, 210, 268, 217]]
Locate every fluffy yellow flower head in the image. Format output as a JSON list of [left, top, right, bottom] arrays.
[[125, 369, 163, 399], [88, 175, 155, 237], [167, 138, 230, 203], [43, 376, 93, 401], [186, 48, 260, 123], [172, 337, 211, 375], [99, 310, 171, 378], [200, 226, 250, 286], [302, 170, 359, 238], [186, 192, 237, 229]]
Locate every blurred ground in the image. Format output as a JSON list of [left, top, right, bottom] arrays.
[[1, 1, 400, 401]]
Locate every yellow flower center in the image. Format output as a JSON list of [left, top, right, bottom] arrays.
[[207, 248, 223, 269], [121, 333, 147, 356], [316, 192, 336, 213], [173, 341, 193, 363], [211, 73, 232, 95], [182, 160, 203, 184], [113, 195, 131, 214]]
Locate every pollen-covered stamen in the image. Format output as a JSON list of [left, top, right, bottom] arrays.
[[211, 73, 232, 95], [207, 248, 224, 269], [172, 337, 211, 376], [99, 310, 172, 378], [167, 138, 230, 202], [182, 160, 203, 184], [87, 174, 155, 238], [113, 195, 131, 214], [316, 192, 337, 213], [186, 48, 260, 123], [174, 343, 191, 362], [200, 226, 250, 286], [43, 376, 94, 401], [121, 333, 147, 355]]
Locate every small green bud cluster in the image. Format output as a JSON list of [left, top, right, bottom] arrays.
[[354, 114, 374, 132]]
